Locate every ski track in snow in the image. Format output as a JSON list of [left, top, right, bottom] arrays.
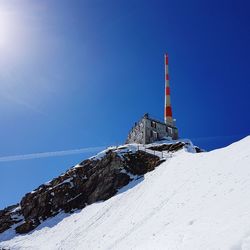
[[1, 137, 250, 249]]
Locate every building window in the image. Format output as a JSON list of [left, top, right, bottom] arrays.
[[151, 121, 156, 128], [168, 127, 173, 135], [153, 131, 158, 140]]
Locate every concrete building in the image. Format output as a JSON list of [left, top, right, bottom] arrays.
[[126, 53, 179, 144], [126, 113, 178, 144]]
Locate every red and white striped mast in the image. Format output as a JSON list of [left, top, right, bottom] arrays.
[[164, 53, 173, 125]]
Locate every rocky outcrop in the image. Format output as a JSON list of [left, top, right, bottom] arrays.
[[0, 147, 162, 235], [148, 141, 186, 152], [148, 141, 203, 153], [0, 205, 22, 234], [194, 146, 205, 153]]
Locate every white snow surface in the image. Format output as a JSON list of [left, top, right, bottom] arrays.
[[1, 137, 250, 249]]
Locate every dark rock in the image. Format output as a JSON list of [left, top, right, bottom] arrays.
[[15, 219, 39, 234], [194, 146, 205, 153], [0, 145, 179, 235], [149, 142, 185, 152], [0, 204, 21, 234], [123, 150, 162, 175]]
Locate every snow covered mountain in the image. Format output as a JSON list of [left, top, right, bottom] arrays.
[[1, 137, 250, 250]]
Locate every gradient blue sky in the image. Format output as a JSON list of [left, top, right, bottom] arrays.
[[0, 0, 250, 209]]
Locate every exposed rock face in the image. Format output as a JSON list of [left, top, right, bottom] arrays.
[[0, 141, 197, 236], [148, 141, 186, 152], [0, 148, 162, 235], [123, 151, 164, 175], [148, 142, 203, 153], [194, 146, 205, 153], [0, 205, 22, 234]]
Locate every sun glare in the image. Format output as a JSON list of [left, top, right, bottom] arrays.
[[0, 7, 22, 53], [0, 11, 12, 48]]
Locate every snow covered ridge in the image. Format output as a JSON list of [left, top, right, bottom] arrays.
[[0, 140, 191, 239], [1, 136, 250, 250], [90, 138, 201, 161]]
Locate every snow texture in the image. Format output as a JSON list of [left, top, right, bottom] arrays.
[[1, 136, 250, 250]]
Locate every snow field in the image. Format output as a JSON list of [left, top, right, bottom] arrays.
[[1, 137, 250, 249]]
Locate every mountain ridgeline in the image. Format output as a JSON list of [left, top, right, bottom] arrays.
[[0, 141, 193, 235]]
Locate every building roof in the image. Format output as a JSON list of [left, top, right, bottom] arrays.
[[143, 113, 177, 128]]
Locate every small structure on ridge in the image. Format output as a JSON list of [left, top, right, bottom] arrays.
[[126, 53, 178, 144]]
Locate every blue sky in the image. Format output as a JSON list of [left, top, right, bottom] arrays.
[[0, 0, 250, 209]]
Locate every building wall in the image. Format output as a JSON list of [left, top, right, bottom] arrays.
[[126, 115, 178, 145], [168, 126, 178, 140], [144, 118, 167, 144], [126, 119, 146, 144]]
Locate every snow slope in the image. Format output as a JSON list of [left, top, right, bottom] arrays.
[[1, 136, 250, 250]]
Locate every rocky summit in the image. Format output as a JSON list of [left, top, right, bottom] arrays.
[[0, 141, 189, 235]]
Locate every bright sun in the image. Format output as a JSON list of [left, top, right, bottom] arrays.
[[0, 8, 16, 50], [0, 13, 8, 47]]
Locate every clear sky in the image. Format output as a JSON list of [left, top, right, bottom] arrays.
[[0, 0, 250, 209]]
